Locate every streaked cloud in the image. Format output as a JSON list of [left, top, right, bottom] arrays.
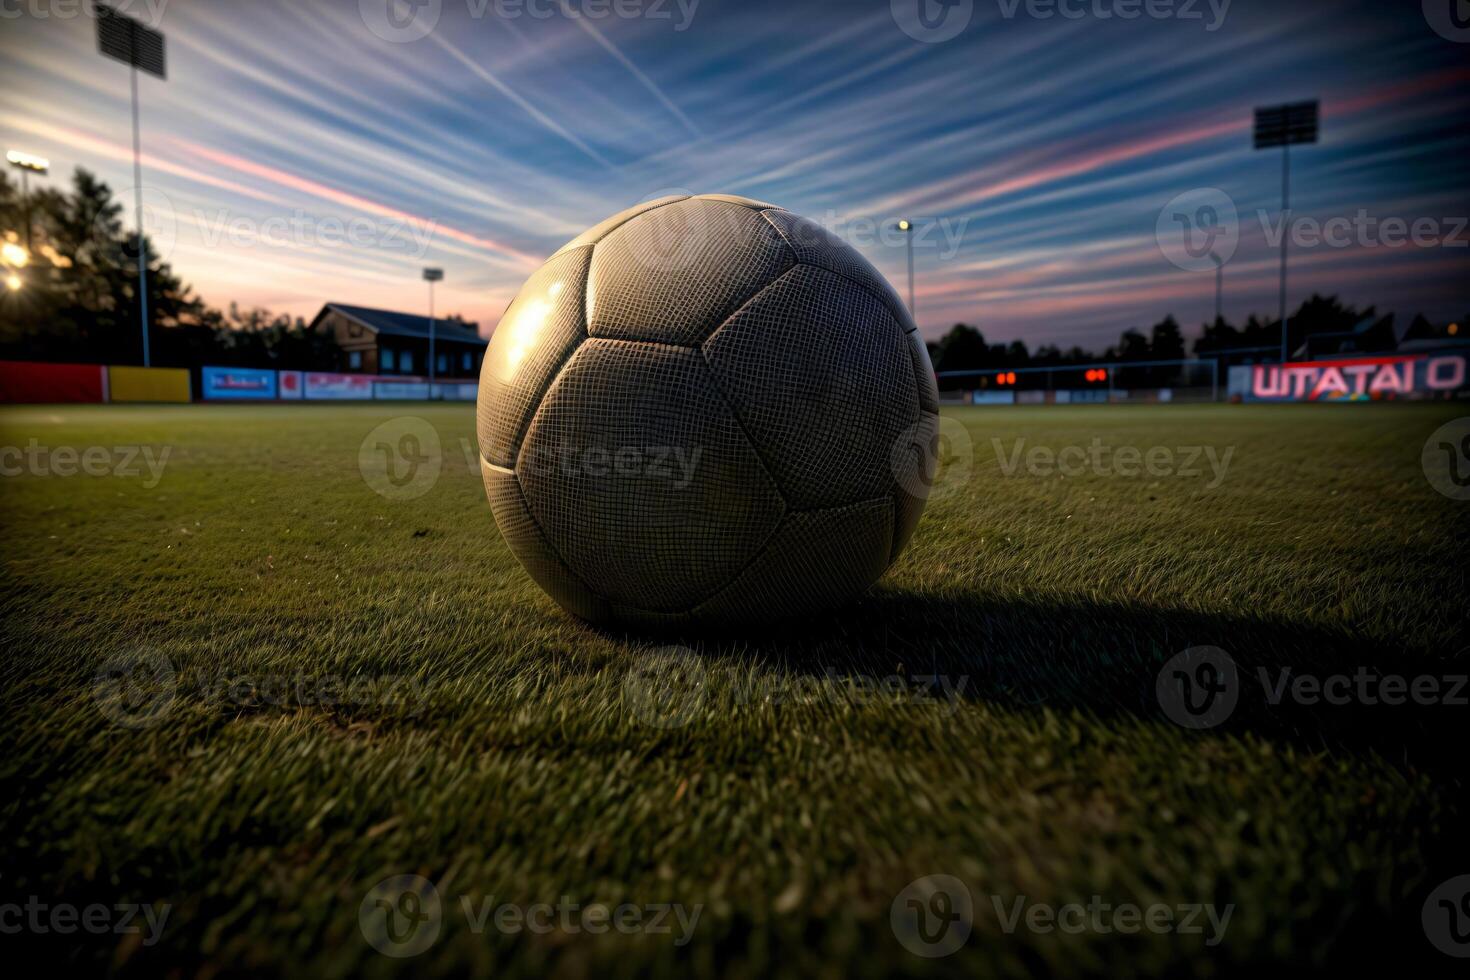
[[0, 0, 1463, 344]]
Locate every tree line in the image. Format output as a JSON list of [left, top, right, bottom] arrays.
[[0, 168, 474, 370], [1, 167, 1458, 381]]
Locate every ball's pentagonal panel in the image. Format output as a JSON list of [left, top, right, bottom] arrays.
[[691, 498, 895, 623], [516, 338, 785, 613], [761, 208, 913, 332], [477, 245, 592, 468], [482, 465, 612, 623], [587, 198, 794, 346], [552, 195, 689, 258], [702, 264, 920, 510], [478, 195, 936, 628]]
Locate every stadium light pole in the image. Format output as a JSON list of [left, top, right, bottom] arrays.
[[424, 267, 444, 398], [897, 219, 915, 320], [1210, 249, 1225, 326], [1253, 100, 1318, 366], [95, 3, 167, 368], [7, 151, 49, 252]]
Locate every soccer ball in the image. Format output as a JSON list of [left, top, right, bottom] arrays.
[[477, 194, 939, 628]]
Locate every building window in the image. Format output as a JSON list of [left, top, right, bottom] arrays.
[[382, 349, 396, 372], [461, 352, 472, 371], [437, 354, 448, 374], [400, 351, 413, 374], [348, 350, 362, 370]]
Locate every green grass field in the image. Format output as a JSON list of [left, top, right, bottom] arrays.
[[1, 402, 1466, 977]]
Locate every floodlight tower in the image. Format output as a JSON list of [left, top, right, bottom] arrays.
[[6, 151, 49, 251], [1253, 100, 1319, 366], [424, 267, 444, 397], [95, 2, 167, 367]]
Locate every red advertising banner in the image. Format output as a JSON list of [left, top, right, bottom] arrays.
[[0, 360, 106, 404], [1229, 352, 1469, 402]]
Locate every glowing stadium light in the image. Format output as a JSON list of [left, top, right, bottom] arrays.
[[5, 273, 21, 292], [1, 242, 28, 268], [6, 151, 49, 173]]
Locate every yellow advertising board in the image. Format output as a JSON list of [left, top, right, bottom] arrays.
[[107, 366, 192, 403]]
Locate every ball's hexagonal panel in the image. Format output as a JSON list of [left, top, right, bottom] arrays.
[[761, 208, 914, 332], [587, 198, 794, 346], [482, 465, 611, 623], [552, 195, 689, 258], [516, 338, 785, 613], [702, 264, 920, 510], [477, 245, 591, 469]]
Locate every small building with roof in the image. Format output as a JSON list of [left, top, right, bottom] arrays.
[[309, 303, 485, 378]]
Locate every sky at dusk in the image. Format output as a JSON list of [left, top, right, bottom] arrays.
[[2, 0, 1467, 348]]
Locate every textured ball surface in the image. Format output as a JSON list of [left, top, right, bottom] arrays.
[[477, 194, 939, 628]]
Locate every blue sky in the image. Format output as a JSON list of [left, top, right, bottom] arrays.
[[2, 0, 1466, 347]]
